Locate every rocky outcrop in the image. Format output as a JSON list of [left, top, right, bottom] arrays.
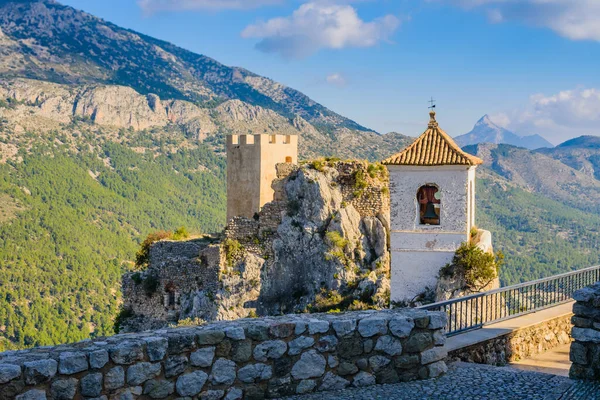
[[121, 161, 391, 331]]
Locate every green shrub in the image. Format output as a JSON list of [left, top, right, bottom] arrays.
[[440, 242, 503, 290], [223, 239, 245, 268], [135, 230, 172, 268], [143, 274, 160, 296], [131, 272, 142, 284], [287, 199, 301, 216], [310, 159, 326, 172], [353, 169, 369, 197], [114, 307, 134, 334], [172, 226, 190, 240]]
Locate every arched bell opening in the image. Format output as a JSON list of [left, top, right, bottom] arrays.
[[417, 185, 441, 226]]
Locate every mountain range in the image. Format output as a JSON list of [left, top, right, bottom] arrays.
[[455, 115, 553, 150], [0, 0, 600, 350]]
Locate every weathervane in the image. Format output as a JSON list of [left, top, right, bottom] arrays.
[[428, 97, 436, 110]]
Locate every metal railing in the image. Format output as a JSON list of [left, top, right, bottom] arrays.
[[419, 265, 600, 337]]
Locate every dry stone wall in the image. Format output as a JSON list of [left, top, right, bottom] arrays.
[[0, 309, 447, 400], [570, 283, 600, 380], [448, 312, 572, 365]]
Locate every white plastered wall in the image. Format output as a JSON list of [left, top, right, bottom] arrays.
[[388, 165, 476, 302]]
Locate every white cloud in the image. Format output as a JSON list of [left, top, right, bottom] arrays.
[[241, 2, 400, 58], [138, 0, 282, 13], [495, 88, 600, 144], [439, 0, 600, 41], [326, 73, 347, 87]]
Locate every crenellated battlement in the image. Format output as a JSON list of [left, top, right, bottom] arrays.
[[226, 133, 298, 146]]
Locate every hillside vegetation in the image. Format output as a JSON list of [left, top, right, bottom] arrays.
[[0, 0, 599, 350]]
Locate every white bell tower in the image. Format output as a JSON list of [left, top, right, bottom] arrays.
[[383, 111, 483, 303]]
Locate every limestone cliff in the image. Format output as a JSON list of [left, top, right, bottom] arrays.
[[120, 161, 391, 332]]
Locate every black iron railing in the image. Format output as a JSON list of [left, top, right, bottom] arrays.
[[419, 265, 600, 337]]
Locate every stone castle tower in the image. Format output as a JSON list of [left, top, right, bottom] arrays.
[[226, 133, 298, 221], [383, 111, 484, 303]]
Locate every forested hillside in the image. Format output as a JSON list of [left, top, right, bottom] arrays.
[[1, 0, 600, 350]]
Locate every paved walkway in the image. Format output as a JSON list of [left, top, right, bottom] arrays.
[[509, 343, 572, 377], [281, 362, 600, 400]]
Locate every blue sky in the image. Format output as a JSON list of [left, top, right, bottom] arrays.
[[61, 0, 600, 144]]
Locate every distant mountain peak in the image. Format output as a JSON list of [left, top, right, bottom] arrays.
[[454, 115, 553, 150]]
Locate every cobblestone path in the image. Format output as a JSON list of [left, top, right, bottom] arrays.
[[281, 362, 600, 400]]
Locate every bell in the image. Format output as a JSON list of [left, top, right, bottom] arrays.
[[423, 202, 438, 219]]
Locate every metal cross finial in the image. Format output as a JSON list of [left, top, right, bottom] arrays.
[[428, 97, 436, 110]]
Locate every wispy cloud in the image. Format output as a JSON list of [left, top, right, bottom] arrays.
[[437, 0, 600, 41], [241, 2, 400, 59], [493, 88, 600, 144], [138, 0, 282, 13], [326, 73, 348, 87]]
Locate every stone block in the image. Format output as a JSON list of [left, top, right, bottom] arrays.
[[110, 341, 144, 365], [106, 366, 125, 390], [338, 336, 363, 358], [127, 362, 161, 385], [143, 337, 168, 361], [316, 335, 338, 353], [571, 316, 593, 328], [164, 355, 188, 378], [24, 359, 57, 385], [191, 347, 215, 367], [253, 340, 287, 362], [0, 363, 21, 384], [80, 373, 103, 398], [427, 361, 448, 378], [570, 342, 588, 365], [421, 347, 447, 365], [395, 354, 420, 369], [50, 378, 78, 400], [58, 352, 88, 375], [337, 362, 358, 376], [308, 320, 330, 334], [296, 379, 316, 394], [368, 355, 390, 372], [225, 387, 243, 400], [224, 327, 245, 341], [352, 371, 375, 387], [375, 335, 402, 356], [428, 313, 448, 330], [89, 349, 109, 369], [332, 320, 356, 337], [291, 350, 325, 380], [237, 363, 272, 383], [288, 336, 314, 356], [403, 332, 433, 352], [246, 323, 270, 341], [389, 316, 414, 338], [572, 327, 600, 343], [318, 372, 349, 391], [168, 332, 198, 353], [210, 358, 237, 386], [15, 390, 47, 400], [269, 323, 295, 338], [143, 379, 175, 399], [358, 317, 388, 337], [200, 390, 225, 400], [176, 371, 208, 397], [197, 330, 225, 346], [231, 340, 252, 363]]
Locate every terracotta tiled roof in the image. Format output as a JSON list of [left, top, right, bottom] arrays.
[[382, 111, 483, 166]]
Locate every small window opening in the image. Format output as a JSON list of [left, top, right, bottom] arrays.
[[417, 185, 441, 225], [285, 156, 292, 163], [269, 135, 276, 144]]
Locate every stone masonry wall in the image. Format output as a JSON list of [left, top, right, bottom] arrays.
[[570, 282, 600, 380], [448, 313, 572, 366], [0, 308, 447, 400]]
